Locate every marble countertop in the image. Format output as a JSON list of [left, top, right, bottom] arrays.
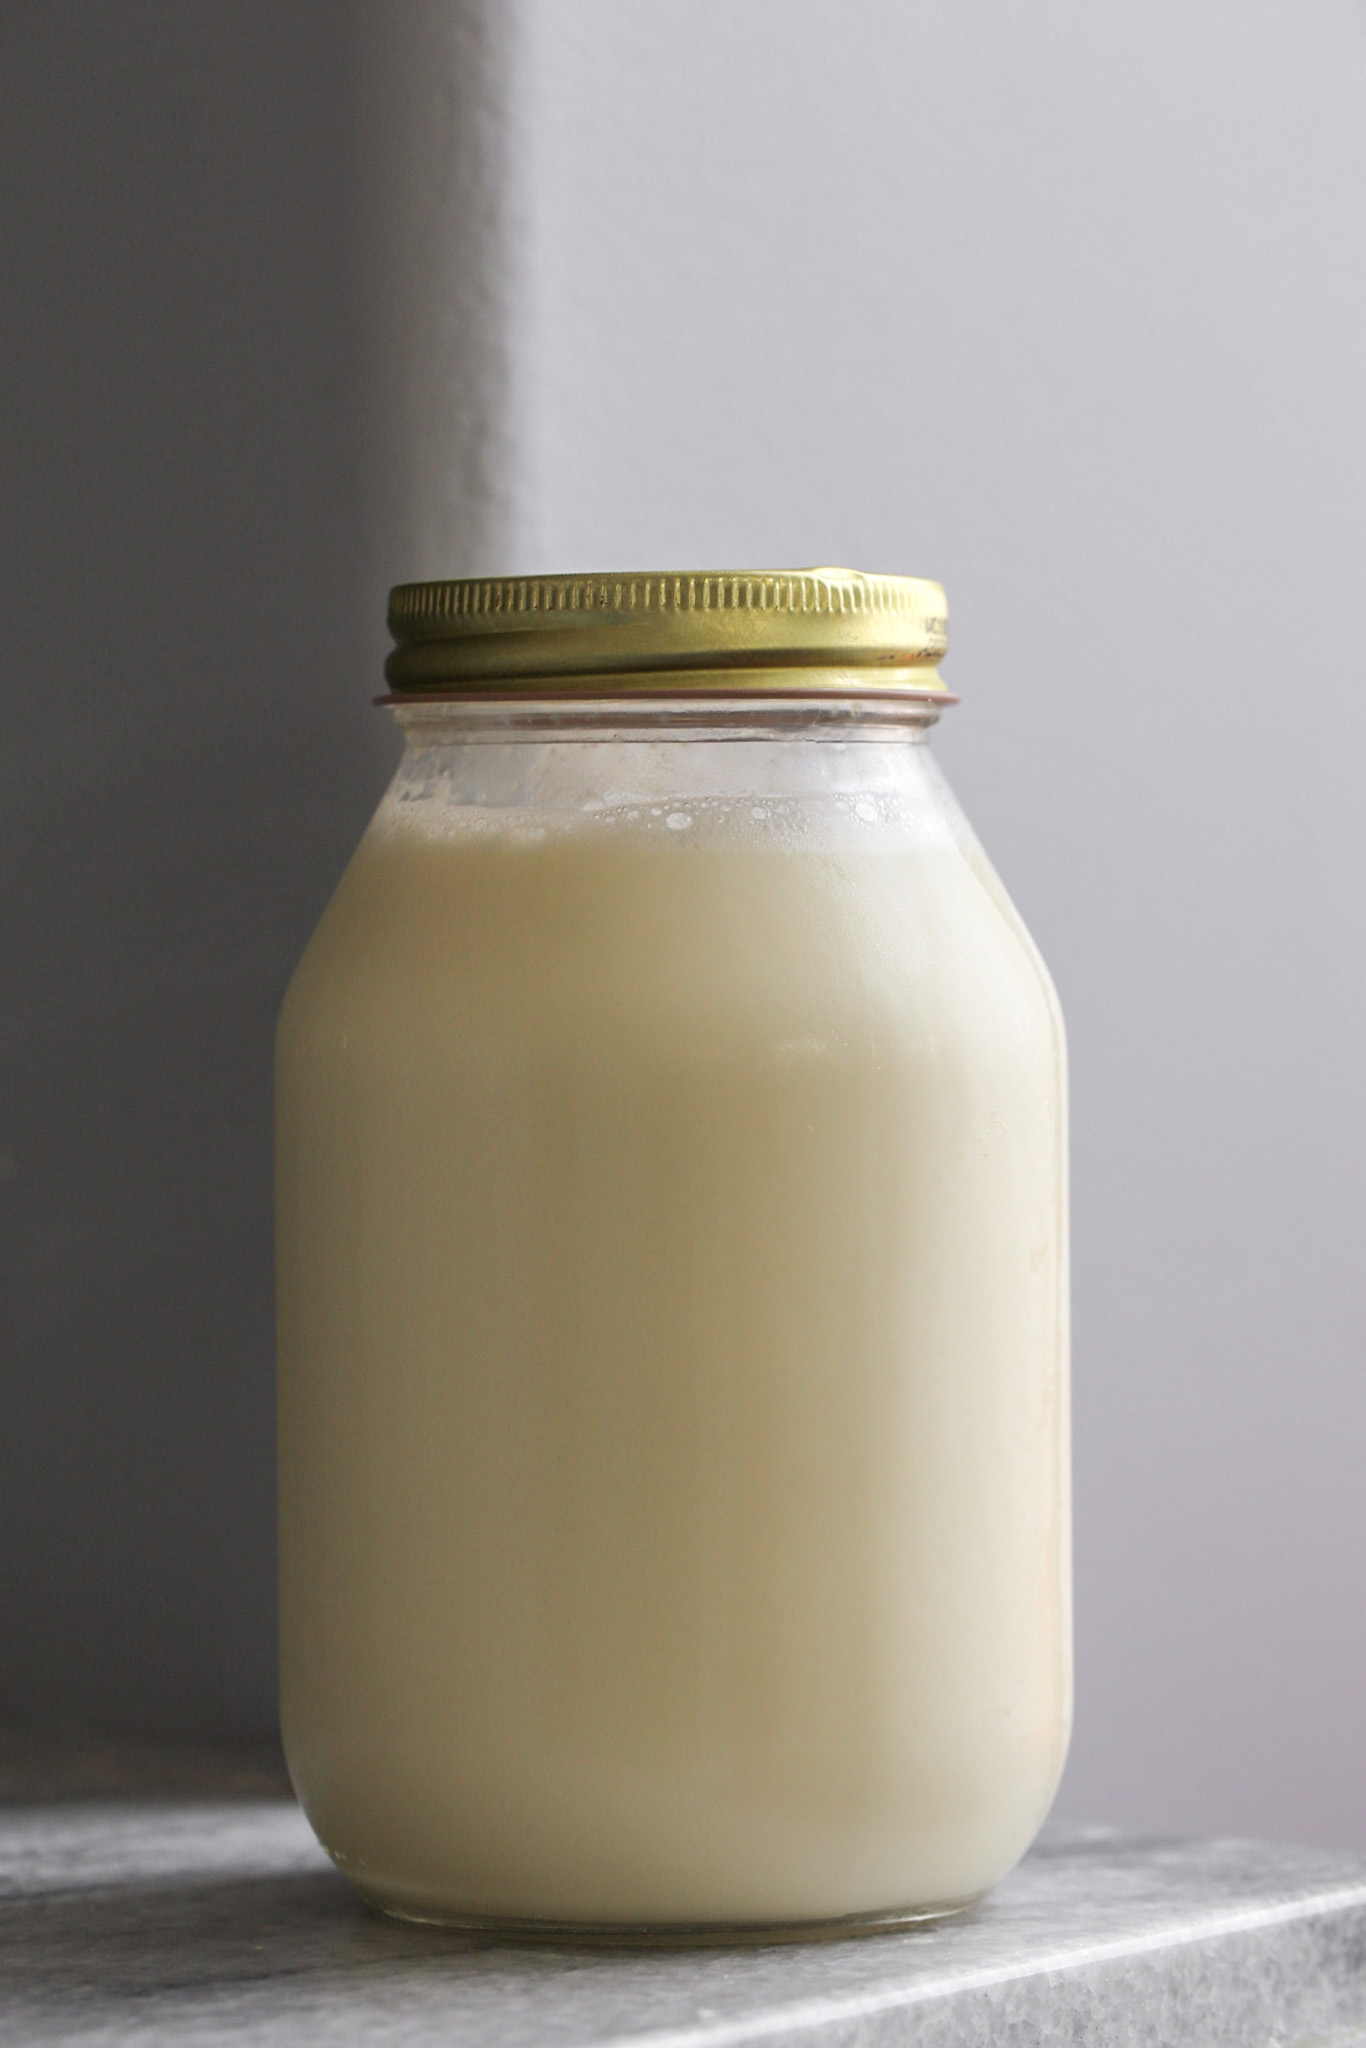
[[3, 1788, 1366, 2046]]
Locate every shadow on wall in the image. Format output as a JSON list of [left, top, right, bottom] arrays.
[[0, 3, 391, 1741]]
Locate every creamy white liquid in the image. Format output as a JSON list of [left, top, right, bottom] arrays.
[[277, 730, 1070, 1928]]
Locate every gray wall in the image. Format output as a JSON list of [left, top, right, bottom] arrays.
[[3, 0, 1365, 1848], [0, 1, 391, 1741]]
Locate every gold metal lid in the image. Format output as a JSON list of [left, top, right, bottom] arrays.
[[384, 568, 948, 695]]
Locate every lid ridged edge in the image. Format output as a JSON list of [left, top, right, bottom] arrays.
[[391, 569, 944, 632], [385, 568, 948, 694]]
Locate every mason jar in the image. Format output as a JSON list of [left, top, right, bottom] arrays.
[[276, 569, 1070, 1937]]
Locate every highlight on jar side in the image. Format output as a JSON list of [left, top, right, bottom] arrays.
[[275, 568, 1071, 1939]]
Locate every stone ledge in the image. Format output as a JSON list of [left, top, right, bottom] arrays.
[[2, 1798, 1365, 2046]]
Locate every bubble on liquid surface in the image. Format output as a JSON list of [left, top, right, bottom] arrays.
[[855, 798, 878, 824], [666, 813, 692, 832]]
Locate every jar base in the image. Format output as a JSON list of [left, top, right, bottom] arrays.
[[367, 1892, 984, 1948]]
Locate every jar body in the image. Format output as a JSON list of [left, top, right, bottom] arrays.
[[276, 700, 1070, 1933]]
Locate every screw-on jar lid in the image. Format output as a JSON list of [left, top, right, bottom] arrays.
[[384, 568, 948, 696]]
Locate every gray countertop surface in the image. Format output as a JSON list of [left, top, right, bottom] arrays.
[[3, 1789, 1366, 2047]]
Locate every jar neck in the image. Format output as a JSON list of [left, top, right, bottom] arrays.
[[389, 695, 946, 747], [380, 696, 963, 836]]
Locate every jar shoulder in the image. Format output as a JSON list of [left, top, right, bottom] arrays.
[[279, 804, 1062, 1087]]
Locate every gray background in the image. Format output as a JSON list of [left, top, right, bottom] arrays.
[[2, 0, 1364, 1848], [0, 0, 389, 1742]]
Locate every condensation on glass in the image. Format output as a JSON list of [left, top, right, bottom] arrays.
[[276, 570, 1071, 1940]]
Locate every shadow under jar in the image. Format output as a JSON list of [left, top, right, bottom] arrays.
[[276, 569, 1070, 1940]]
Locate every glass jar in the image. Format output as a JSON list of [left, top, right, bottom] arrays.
[[276, 570, 1070, 1938]]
